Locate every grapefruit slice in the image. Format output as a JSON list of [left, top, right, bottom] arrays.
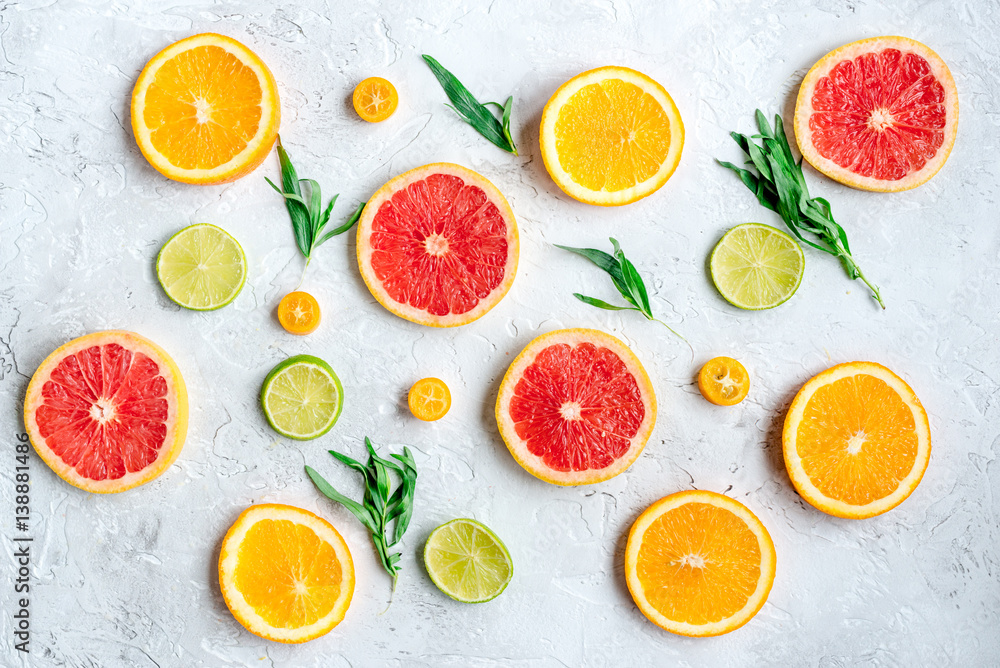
[[23, 331, 188, 493], [356, 163, 519, 327], [495, 329, 656, 486], [794, 36, 958, 192]]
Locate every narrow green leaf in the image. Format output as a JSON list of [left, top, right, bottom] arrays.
[[573, 293, 640, 311], [311, 194, 338, 249], [276, 138, 302, 197], [555, 244, 632, 302], [305, 466, 378, 534]]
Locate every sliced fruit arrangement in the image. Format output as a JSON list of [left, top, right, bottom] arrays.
[[496, 328, 656, 486], [540, 66, 684, 206], [261, 355, 343, 440], [131, 33, 280, 184], [625, 490, 776, 637], [277, 291, 322, 335], [698, 356, 750, 406], [356, 163, 519, 327], [783, 361, 931, 519], [353, 76, 399, 123], [709, 223, 804, 310], [424, 518, 513, 603], [794, 36, 958, 192], [408, 377, 451, 421], [23, 331, 188, 493], [219, 503, 355, 643], [156, 223, 247, 311]]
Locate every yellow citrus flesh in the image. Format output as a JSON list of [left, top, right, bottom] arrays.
[[219, 504, 354, 643], [625, 490, 776, 637], [408, 377, 451, 421], [698, 356, 750, 406], [131, 33, 280, 184], [783, 361, 931, 519], [23, 331, 188, 494], [353, 77, 398, 122], [539, 66, 684, 206], [793, 36, 958, 192]]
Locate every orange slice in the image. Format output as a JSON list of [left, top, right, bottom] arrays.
[[408, 377, 451, 421], [782, 361, 931, 519], [353, 77, 399, 122], [277, 291, 321, 335], [794, 36, 958, 192], [219, 504, 355, 643], [625, 490, 776, 637], [539, 66, 684, 206], [698, 356, 750, 406], [131, 33, 281, 185], [495, 329, 656, 486]]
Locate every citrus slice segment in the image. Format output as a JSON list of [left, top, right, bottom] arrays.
[[156, 223, 247, 310], [709, 223, 804, 310], [424, 518, 513, 603], [495, 328, 656, 486], [277, 291, 321, 335], [539, 66, 684, 206], [356, 163, 519, 327], [793, 36, 958, 192], [782, 361, 931, 519], [408, 377, 451, 421], [261, 355, 343, 440], [625, 490, 776, 637], [698, 356, 750, 406], [353, 77, 398, 122], [131, 33, 280, 185], [23, 331, 188, 493], [219, 503, 355, 643]]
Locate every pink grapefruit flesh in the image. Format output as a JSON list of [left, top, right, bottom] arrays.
[[356, 163, 519, 327], [794, 36, 958, 192], [495, 329, 656, 486], [23, 331, 188, 493]]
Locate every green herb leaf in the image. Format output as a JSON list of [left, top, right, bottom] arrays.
[[557, 238, 688, 347], [267, 135, 363, 278], [306, 438, 418, 599], [719, 111, 885, 308], [422, 55, 517, 155]]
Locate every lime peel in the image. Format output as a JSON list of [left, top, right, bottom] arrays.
[[260, 354, 343, 440], [709, 222, 805, 310], [156, 223, 247, 311], [424, 518, 513, 603]]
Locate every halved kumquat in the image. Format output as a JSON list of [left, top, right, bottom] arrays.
[[278, 291, 321, 335], [698, 356, 750, 406]]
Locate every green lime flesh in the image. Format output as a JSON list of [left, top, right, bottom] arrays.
[[260, 355, 343, 440], [424, 518, 513, 603], [156, 223, 247, 311], [709, 222, 805, 310]]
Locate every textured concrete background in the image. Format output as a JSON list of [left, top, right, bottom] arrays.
[[2, 0, 999, 666]]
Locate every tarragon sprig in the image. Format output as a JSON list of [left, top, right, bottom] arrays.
[[422, 55, 517, 155], [266, 136, 365, 281], [556, 238, 689, 349], [718, 110, 885, 309], [305, 438, 417, 600]]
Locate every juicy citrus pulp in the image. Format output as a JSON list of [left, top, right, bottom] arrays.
[[424, 518, 513, 603], [23, 331, 188, 493], [261, 355, 343, 440], [539, 66, 684, 206], [156, 223, 247, 310], [131, 33, 280, 184], [408, 377, 451, 421], [625, 490, 776, 637], [353, 77, 398, 122], [710, 223, 804, 310], [356, 163, 519, 327], [219, 504, 355, 643], [783, 361, 931, 519], [277, 291, 321, 335], [699, 357, 750, 406], [496, 329, 656, 486], [793, 36, 959, 192]]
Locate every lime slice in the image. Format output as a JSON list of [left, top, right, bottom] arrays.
[[260, 355, 344, 440], [709, 223, 805, 310], [424, 518, 513, 603], [156, 223, 247, 311]]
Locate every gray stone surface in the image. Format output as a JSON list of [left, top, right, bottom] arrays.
[[1, 0, 998, 666]]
